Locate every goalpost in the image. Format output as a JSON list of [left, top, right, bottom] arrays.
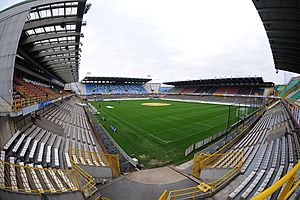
[[236, 107, 249, 119]]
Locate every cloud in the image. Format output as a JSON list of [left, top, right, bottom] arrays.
[[1, 0, 296, 84], [79, 0, 293, 84]]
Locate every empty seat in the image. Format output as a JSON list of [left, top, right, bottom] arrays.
[[53, 136, 62, 167], [241, 170, 265, 199], [28, 130, 46, 162], [45, 134, 56, 166], [20, 127, 41, 158], [37, 131, 52, 163], [36, 165, 55, 192], [9, 157, 18, 191], [57, 169, 76, 190], [27, 163, 44, 192], [12, 133, 26, 154], [48, 169, 66, 192], [3, 130, 21, 151], [228, 171, 256, 199], [18, 162, 31, 192]]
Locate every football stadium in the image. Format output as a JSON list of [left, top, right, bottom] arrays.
[[0, 0, 300, 200]]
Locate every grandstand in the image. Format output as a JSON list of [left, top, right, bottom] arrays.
[[161, 77, 274, 107], [165, 77, 273, 96], [0, 0, 300, 200], [82, 76, 151, 95]]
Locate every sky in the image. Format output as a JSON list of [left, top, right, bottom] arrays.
[[0, 0, 298, 84]]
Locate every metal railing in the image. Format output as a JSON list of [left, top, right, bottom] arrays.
[[252, 161, 300, 200], [12, 97, 47, 112], [69, 157, 97, 197], [12, 94, 71, 112], [160, 164, 242, 200]]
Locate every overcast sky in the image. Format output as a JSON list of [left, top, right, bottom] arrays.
[[1, 0, 297, 84]]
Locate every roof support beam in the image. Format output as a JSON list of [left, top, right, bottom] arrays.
[[272, 49, 300, 56], [17, 49, 66, 84], [275, 59, 300, 66], [35, 49, 78, 58], [45, 60, 77, 66], [47, 63, 79, 69], [21, 32, 81, 45], [270, 44, 300, 51], [257, 7, 300, 15], [28, 42, 79, 52], [269, 37, 300, 44], [23, 17, 82, 31], [40, 55, 78, 62]]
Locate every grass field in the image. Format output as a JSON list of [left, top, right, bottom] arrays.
[[91, 99, 240, 167]]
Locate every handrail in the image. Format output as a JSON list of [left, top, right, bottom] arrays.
[[69, 152, 97, 196], [12, 94, 70, 112], [252, 161, 300, 200]]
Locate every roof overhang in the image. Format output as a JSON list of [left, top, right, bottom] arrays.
[[81, 76, 152, 84], [252, 0, 300, 73], [15, 0, 88, 83], [164, 77, 274, 87]]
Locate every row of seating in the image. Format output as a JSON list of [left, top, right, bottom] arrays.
[[49, 100, 105, 168], [0, 97, 110, 194], [13, 77, 66, 101], [86, 84, 148, 95], [278, 78, 300, 97], [240, 169, 266, 199], [234, 115, 272, 150], [228, 102, 298, 199], [209, 108, 275, 170], [241, 145, 259, 173], [292, 132, 300, 161], [0, 151, 76, 193], [168, 85, 265, 95]]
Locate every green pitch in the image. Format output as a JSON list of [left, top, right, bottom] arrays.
[[91, 99, 239, 167]]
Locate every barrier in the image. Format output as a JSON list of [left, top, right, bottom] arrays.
[[184, 144, 194, 157], [12, 95, 72, 112], [158, 190, 167, 200]]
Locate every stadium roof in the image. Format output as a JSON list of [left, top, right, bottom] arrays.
[[252, 0, 300, 74], [164, 77, 274, 86], [8, 0, 87, 83], [81, 76, 152, 84]]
